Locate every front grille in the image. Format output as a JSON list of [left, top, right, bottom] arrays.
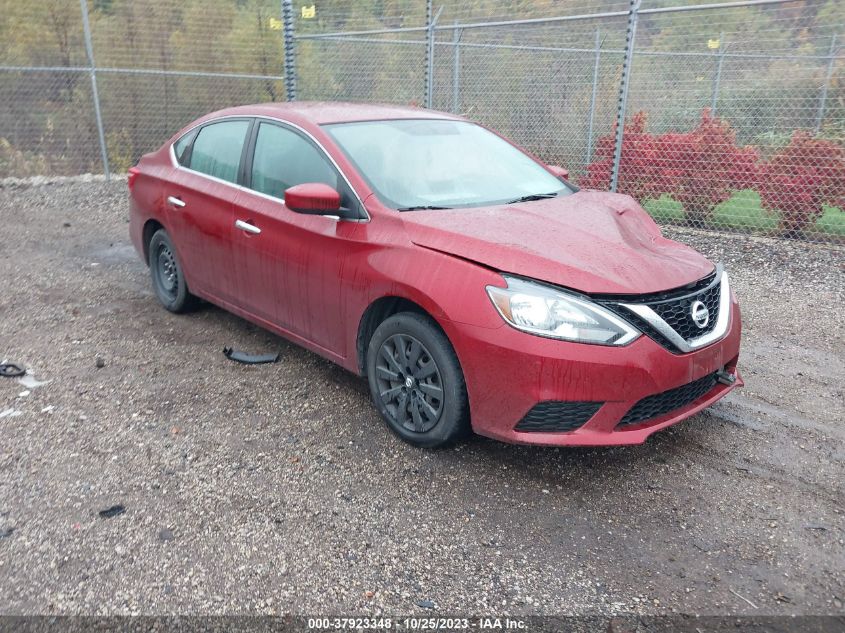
[[595, 268, 724, 353], [515, 401, 602, 433], [650, 280, 721, 341], [617, 373, 718, 428]]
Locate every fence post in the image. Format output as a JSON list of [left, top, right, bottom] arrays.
[[424, 3, 443, 108], [610, 0, 641, 193], [711, 32, 725, 114], [585, 29, 602, 165], [452, 23, 463, 113], [815, 33, 837, 133], [282, 0, 297, 101], [424, 0, 433, 107], [79, 0, 110, 180]]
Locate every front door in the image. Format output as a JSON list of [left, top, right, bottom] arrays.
[[231, 121, 366, 357]]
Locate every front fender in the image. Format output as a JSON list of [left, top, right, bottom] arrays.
[[343, 243, 507, 373]]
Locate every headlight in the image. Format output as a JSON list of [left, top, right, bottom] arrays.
[[486, 276, 640, 345]]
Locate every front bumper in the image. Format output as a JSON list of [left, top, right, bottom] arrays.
[[447, 296, 742, 446]]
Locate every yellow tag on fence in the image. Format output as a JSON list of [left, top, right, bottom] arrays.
[[302, 5, 316, 19], [269, 17, 282, 30], [707, 38, 720, 49]]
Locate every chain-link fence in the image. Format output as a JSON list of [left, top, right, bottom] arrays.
[[2, 0, 843, 243], [0, 0, 288, 176]]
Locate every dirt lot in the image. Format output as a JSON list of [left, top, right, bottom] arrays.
[[0, 179, 843, 616]]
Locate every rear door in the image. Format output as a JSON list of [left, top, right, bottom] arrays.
[[166, 118, 252, 304], [231, 120, 365, 356]]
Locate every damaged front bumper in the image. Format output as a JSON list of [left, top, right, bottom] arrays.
[[443, 295, 743, 447]]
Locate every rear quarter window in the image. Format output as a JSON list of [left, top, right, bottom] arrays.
[[172, 128, 198, 166]]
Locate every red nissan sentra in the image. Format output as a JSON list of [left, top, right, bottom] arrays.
[[129, 102, 742, 448]]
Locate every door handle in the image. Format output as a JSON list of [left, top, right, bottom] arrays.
[[167, 195, 186, 208], [235, 219, 261, 235]]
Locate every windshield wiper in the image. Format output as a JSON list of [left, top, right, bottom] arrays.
[[506, 192, 559, 204], [397, 205, 452, 211]]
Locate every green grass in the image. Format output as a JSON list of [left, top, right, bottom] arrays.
[[643, 189, 845, 239], [643, 194, 685, 223], [816, 205, 845, 236], [712, 190, 779, 232]]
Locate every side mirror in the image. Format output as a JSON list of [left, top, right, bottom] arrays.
[[547, 165, 569, 180], [284, 183, 341, 215]]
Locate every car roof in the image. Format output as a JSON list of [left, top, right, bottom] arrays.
[[204, 101, 465, 126]]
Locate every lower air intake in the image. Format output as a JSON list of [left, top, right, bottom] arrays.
[[515, 401, 602, 433], [618, 373, 718, 428]]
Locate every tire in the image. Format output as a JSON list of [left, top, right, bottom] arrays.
[[148, 229, 198, 313], [366, 312, 470, 448]]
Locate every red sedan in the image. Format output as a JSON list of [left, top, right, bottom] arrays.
[[129, 102, 742, 448]]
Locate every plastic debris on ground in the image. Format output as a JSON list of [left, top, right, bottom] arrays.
[[98, 505, 126, 519], [222, 347, 280, 365]]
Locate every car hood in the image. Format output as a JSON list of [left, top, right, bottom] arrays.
[[401, 190, 714, 295]]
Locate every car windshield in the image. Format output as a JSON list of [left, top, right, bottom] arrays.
[[323, 119, 572, 210]]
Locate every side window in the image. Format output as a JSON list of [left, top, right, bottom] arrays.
[[172, 128, 197, 166], [250, 122, 356, 211], [188, 120, 250, 183]]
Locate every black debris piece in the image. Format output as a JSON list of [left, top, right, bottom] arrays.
[[99, 505, 126, 519], [0, 363, 25, 378]]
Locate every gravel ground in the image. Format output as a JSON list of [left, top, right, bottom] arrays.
[[0, 180, 843, 616]]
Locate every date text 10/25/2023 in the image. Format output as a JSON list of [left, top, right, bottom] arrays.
[[307, 617, 527, 630]]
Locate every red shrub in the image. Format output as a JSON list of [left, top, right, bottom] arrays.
[[661, 111, 759, 225], [758, 132, 845, 235], [580, 112, 663, 200], [580, 109, 759, 226]]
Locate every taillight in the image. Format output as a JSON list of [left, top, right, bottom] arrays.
[[127, 166, 140, 192]]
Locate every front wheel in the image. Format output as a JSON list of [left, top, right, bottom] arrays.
[[148, 229, 197, 313], [366, 312, 470, 448]]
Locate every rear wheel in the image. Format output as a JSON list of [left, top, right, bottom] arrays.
[[148, 229, 197, 313], [367, 312, 470, 448]]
